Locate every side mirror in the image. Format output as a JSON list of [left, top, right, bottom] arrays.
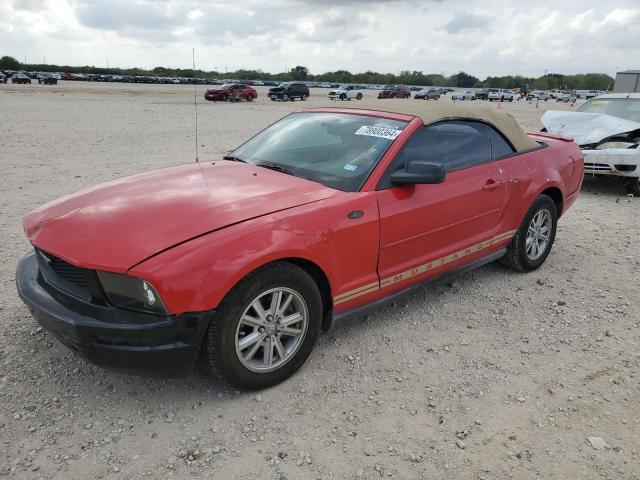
[[390, 161, 446, 185]]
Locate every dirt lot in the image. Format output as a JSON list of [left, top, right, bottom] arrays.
[[1, 82, 638, 480]]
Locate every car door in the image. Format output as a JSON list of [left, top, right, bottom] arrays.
[[376, 120, 510, 289]]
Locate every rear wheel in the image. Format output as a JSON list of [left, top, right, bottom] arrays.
[[501, 194, 558, 272], [283, 94, 290, 101], [247, 95, 254, 102], [301, 93, 307, 101], [205, 263, 322, 390], [623, 177, 640, 196], [356, 93, 362, 100]]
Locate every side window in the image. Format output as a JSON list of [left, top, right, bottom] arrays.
[[378, 121, 492, 189], [489, 127, 515, 159]]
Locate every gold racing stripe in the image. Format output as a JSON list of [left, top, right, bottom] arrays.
[[333, 281, 380, 301], [332, 229, 517, 304], [333, 284, 380, 305]]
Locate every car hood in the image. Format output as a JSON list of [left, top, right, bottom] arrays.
[[541, 110, 640, 146], [269, 87, 285, 93], [24, 161, 341, 272], [206, 88, 225, 93]]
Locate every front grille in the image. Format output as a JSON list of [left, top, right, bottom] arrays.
[[584, 162, 613, 172], [35, 249, 103, 302], [47, 254, 90, 291]]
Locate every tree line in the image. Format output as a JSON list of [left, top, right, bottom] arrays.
[[0, 55, 615, 91]]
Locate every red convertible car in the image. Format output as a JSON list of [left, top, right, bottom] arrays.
[[17, 103, 583, 389], [204, 83, 257, 101]]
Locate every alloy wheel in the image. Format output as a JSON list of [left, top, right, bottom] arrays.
[[234, 288, 309, 373], [526, 209, 552, 260]]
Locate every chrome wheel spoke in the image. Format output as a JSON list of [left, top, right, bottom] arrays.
[[269, 290, 283, 316], [243, 338, 263, 362], [238, 331, 263, 350], [281, 312, 302, 327], [280, 326, 302, 336], [251, 300, 268, 321], [240, 314, 264, 328], [274, 336, 286, 359], [276, 293, 294, 317], [263, 337, 274, 366]]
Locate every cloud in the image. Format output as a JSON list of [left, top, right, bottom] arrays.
[[443, 12, 491, 34], [0, 0, 639, 77]]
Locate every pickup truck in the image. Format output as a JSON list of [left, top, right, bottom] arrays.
[[488, 88, 514, 102]]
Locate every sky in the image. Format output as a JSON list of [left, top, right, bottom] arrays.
[[1, 0, 639, 78]]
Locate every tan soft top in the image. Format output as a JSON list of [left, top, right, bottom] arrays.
[[318, 100, 540, 152]]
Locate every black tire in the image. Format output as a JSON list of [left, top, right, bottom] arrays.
[[340, 93, 346, 100], [301, 93, 307, 101], [283, 94, 290, 101], [356, 93, 362, 100], [623, 177, 640, 196], [222, 94, 228, 102], [501, 194, 558, 272], [247, 95, 254, 102], [205, 262, 322, 390]]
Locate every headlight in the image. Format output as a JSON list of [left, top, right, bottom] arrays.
[[97, 271, 168, 315], [595, 141, 637, 150]]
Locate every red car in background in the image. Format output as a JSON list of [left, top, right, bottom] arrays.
[[204, 83, 257, 101], [17, 103, 583, 390], [378, 85, 411, 99]]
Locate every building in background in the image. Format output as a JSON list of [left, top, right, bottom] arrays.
[[614, 70, 640, 93]]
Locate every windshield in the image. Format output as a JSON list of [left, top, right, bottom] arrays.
[[230, 112, 407, 191], [277, 83, 290, 88], [220, 83, 236, 89], [577, 98, 640, 123]]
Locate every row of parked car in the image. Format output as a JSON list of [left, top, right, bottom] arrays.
[[1, 71, 58, 84], [203, 82, 314, 102]]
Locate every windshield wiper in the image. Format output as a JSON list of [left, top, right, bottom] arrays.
[[256, 162, 300, 177], [222, 154, 247, 163]]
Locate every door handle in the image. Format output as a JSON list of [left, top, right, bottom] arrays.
[[482, 179, 503, 191]]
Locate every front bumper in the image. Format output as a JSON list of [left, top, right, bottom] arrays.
[[582, 149, 639, 177], [16, 253, 212, 377], [204, 92, 224, 101]]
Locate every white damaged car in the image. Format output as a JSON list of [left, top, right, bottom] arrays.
[[541, 93, 640, 195]]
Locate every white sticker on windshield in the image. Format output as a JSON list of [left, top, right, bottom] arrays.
[[343, 164, 358, 172], [355, 125, 403, 140]]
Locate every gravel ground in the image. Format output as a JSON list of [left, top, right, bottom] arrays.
[[1, 82, 638, 479]]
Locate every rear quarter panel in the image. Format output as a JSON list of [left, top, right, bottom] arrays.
[[498, 134, 583, 235]]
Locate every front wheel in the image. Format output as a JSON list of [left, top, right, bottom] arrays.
[[205, 263, 322, 390], [301, 93, 307, 101], [501, 194, 558, 272], [623, 177, 640, 196], [340, 93, 346, 100], [356, 93, 362, 100]]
